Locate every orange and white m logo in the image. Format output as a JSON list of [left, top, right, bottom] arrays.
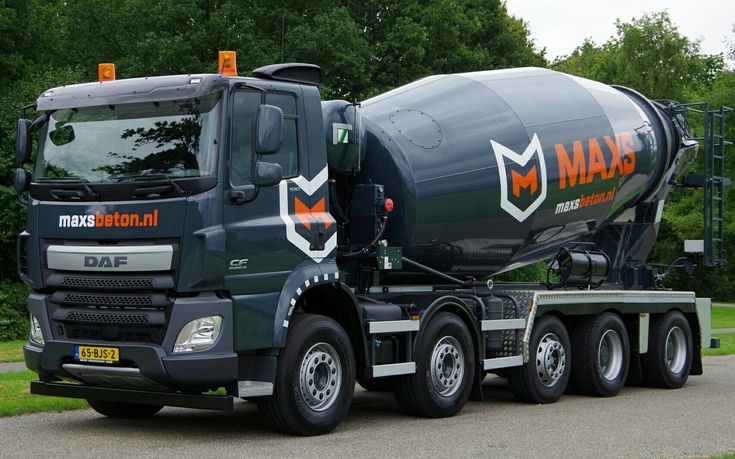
[[511, 165, 538, 198], [491, 133, 548, 222]]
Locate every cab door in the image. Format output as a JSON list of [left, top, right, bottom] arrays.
[[223, 87, 307, 296]]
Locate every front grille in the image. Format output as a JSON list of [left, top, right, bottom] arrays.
[[64, 311, 150, 324], [50, 301, 168, 345], [69, 328, 160, 344], [63, 293, 153, 306], [50, 290, 169, 308], [42, 239, 178, 345], [60, 277, 155, 289]]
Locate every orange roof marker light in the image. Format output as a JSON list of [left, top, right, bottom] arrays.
[[98, 63, 116, 82], [218, 50, 238, 76]]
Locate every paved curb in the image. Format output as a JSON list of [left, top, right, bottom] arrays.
[[713, 328, 735, 334], [0, 362, 27, 373]]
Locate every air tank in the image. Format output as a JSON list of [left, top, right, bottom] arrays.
[[324, 67, 684, 275]]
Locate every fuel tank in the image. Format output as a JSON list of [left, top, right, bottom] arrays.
[[325, 67, 683, 275]]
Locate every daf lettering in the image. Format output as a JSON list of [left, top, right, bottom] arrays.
[[83, 255, 128, 268]]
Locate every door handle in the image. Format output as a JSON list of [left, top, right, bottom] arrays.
[[227, 186, 257, 204]]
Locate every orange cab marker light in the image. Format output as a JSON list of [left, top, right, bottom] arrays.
[[218, 51, 238, 77], [98, 63, 116, 82]]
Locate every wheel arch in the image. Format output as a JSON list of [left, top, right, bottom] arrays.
[[272, 260, 343, 348], [292, 282, 368, 381], [415, 295, 482, 364]]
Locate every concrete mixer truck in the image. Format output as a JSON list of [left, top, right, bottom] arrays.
[[13, 51, 725, 435]]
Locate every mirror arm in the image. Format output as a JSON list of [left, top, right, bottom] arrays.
[[233, 82, 267, 104], [16, 192, 28, 206], [19, 103, 35, 120], [29, 112, 51, 133]]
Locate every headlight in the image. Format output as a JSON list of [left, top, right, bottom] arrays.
[[173, 316, 223, 353], [30, 314, 44, 346]]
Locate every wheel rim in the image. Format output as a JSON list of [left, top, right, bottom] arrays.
[[665, 326, 687, 374], [298, 342, 342, 412], [429, 336, 465, 397], [597, 329, 623, 381], [535, 332, 566, 387]]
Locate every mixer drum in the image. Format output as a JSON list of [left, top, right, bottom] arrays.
[[333, 68, 679, 275]]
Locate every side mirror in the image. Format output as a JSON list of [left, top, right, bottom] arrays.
[[255, 104, 283, 155], [15, 119, 32, 165], [252, 160, 282, 187], [14, 168, 31, 193]]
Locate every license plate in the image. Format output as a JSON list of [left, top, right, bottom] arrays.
[[74, 345, 119, 364]]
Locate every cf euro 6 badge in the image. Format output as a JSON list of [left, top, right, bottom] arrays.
[[229, 258, 248, 270]]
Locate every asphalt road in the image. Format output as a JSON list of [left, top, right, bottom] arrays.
[[2, 355, 734, 458]]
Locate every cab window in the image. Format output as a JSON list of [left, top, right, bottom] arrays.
[[230, 90, 299, 186]]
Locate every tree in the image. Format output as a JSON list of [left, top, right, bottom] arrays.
[[553, 12, 734, 298], [0, 0, 544, 282], [553, 12, 723, 100]]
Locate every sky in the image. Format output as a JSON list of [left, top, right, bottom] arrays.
[[504, 0, 735, 62]]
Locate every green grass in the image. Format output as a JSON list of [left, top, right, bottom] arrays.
[[712, 306, 735, 329], [0, 340, 25, 363], [0, 370, 87, 417], [703, 333, 735, 357]]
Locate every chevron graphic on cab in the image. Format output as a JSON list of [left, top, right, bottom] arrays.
[[278, 167, 336, 262]]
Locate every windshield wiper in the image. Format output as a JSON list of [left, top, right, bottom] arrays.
[[115, 173, 191, 197], [36, 176, 99, 199]]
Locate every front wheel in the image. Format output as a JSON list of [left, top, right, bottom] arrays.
[[394, 312, 475, 418], [509, 315, 571, 404], [87, 400, 163, 418], [258, 314, 355, 436], [641, 311, 693, 389]]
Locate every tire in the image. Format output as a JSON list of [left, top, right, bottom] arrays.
[[87, 400, 163, 418], [258, 314, 355, 436], [394, 312, 475, 418], [571, 312, 630, 397], [641, 310, 693, 389], [509, 315, 571, 404]]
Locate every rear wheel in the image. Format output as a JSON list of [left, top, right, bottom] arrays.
[[258, 314, 355, 436], [87, 400, 163, 418], [571, 312, 630, 397], [641, 311, 693, 389], [509, 315, 571, 404], [394, 312, 475, 418]]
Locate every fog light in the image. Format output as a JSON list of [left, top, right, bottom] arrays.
[[30, 314, 44, 346], [173, 316, 223, 352]]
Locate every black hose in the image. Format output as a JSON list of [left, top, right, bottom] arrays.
[[339, 216, 388, 257], [329, 179, 349, 224]]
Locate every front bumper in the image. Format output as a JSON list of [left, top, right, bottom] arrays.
[[24, 341, 238, 388], [30, 380, 234, 411], [25, 291, 241, 390]]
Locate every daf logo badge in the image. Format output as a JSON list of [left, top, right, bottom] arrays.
[[83, 255, 128, 268]]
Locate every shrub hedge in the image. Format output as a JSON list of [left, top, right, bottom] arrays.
[[0, 281, 29, 341]]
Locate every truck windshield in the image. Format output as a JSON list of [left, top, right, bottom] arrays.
[[33, 93, 221, 182]]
